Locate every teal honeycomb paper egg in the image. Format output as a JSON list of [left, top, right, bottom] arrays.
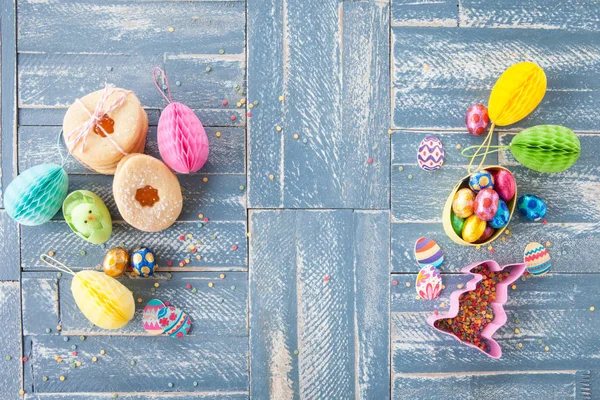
[[4, 164, 69, 225], [63, 190, 113, 244]]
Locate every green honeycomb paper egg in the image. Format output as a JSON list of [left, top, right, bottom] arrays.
[[510, 125, 580, 173], [63, 190, 112, 244], [4, 164, 69, 225]]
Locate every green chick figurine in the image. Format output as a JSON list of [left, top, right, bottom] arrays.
[[63, 190, 112, 244]]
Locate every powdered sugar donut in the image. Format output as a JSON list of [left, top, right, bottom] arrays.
[[113, 154, 182, 232]]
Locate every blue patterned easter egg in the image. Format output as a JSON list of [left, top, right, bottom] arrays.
[[417, 136, 444, 171], [490, 199, 510, 228], [468, 169, 494, 192], [158, 305, 192, 338], [517, 194, 546, 222], [131, 247, 157, 277]]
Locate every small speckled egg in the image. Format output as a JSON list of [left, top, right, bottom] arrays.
[[474, 188, 499, 221], [102, 247, 129, 278], [450, 212, 465, 237], [476, 225, 495, 243], [131, 247, 157, 277], [462, 214, 486, 243], [517, 194, 547, 222], [452, 188, 475, 218], [490, 199, 510, 228], [491, 169, 516, 202], [469, 170, 494, 192], [466, 104, 489, 136]]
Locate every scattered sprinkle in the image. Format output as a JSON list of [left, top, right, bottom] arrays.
[[219, 49, 225, 54], [590, 306, 595, 312], [232, 244, 238, 250], [293, 350, 299, 355], [231, 285, 236, 290], [518, 343, 523, 348], [100, 350, 106, 355], [42, 376, 48, 381], [176, 81, 181, 86], [293, 134, 299, 140], [46, 328, 51, 333], [457, 284, 464, 289], [239, 185, 245, 191], [392, 280, 398, 286], [276, 126, 282, 132], [205, 67, 212, 72], [208, 282, 214, 288], [388, 129, 393, 135], [441, 303, 446, 308], [57, 325, 62, 331], [514, 328, 520, 334], [538, 339, 543, 344], [368, 158, 373, 164], [131, 360, 136, 366], [92, 357, 98, 362], [222, 100, 228, 106], [48, 251, 55, 257], [279, 95, 284, 101], [407, 174, 413, 179], [254, 100, 259, 105], [137, 298, 142, 303], [168, 26, 174, 32], [269, 174, 274, 180], [249, 103, 254, 109], [545, 241, 551, 247], [203, 177, 209, 183], [323, 275, 330, 282], [79, 336, 85, 341], [19, 390, 25, 395], [456, 144, 462, 150], [398, 166, 404, 172], [168, 383, 174, 388], [80, 250, 86, 256], [476, 245, 481, 250], [231, 115, 236, 121], [545, 346, 550, 352], [60, 376, 66, 381], [405, 282, 411, 287], [216, 131, 221, 137], [5, 356, 11, 361], [63, 337, 69, 342], [511, 284, 517, 290], [57, 272, 62, 278], [22, 357, 28, 362]]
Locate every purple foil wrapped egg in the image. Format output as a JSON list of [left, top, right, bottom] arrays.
[[466, 104, 489, 136], [491, 169, 516, 202], [474, 188, 499, 221]]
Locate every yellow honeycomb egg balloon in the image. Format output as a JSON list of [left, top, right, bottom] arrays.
[[71, 270, 135, 329], [488, 62, 546, 126]]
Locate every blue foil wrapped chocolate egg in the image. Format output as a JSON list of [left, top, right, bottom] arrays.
[[490, 199, 510, 228], [468, 170, 494, 192], [517, 194, 547, 222], [131, 247, 157, 277]]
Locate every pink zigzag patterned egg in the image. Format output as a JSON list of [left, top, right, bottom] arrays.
[[158, 102, 209, 174], [415, 265, 442, 300], [417, 136, 444, 171]]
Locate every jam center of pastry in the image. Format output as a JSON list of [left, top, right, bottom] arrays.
[[135, 185, 160, 207], [93, 114, 115, 137]]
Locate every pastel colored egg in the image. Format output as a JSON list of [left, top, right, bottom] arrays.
[[491, 169, 516, 202], [102, 247, 129, 278], [450, 212, 465, 237], [415, 265, 442, 300], [131, 247, 157, 277], [466, 104, 489, 136], [157, 305, 192, 338], [452, 188, 475, 218], [474, 188, 499, 221], [143, 299, 166, 335], [517, 194, 547, 222], [469, 170, 494, 192], [476, 225, 495, 243], [414, 237, 444, 269], [462, 215, 486, 243], [490, 199, 510, 228], [524, 242, 551, 276], [417, 136, 444, 171]]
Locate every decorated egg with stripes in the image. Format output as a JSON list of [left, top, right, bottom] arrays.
[[414, 237, 444, 269], [143, 299, 166, 335], [415, 265, 442, 300], [524, 242, 551, 276], [158, 305, 192, 338], [517, 194, 547, 222], [131, 247, 157, 277], [417, 136, 444, 172], [469, 170, 494, 192]]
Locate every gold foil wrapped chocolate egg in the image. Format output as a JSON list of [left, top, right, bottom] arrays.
[[462, 215, 486, 243], [103, 247, 129, 278]]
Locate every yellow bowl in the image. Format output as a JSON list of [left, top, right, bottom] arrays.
[[442, 166, 517, 246]]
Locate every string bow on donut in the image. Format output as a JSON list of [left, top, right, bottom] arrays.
[[65, 83, 131, 155]]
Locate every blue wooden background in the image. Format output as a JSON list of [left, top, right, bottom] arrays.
[[1, 0, 599, 399]]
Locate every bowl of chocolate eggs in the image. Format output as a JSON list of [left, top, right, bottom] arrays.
[[442, 166, 517, 246]]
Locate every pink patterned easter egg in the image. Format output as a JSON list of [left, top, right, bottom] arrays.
[[491, 169, 516, 202], [417, 136, 444, 171], [474, 188, 499, 221], [415, 265, 442, 300], [143, 299, 166, 335], [466, 104, 489, 136], [157, 102, 209, 174]]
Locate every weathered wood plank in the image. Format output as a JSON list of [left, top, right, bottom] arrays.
[[249, 210, 390, 399], [0, 282, 22, 399], [19, 126, 246, 175], [22, 273, 59, 336], [459, 0, 600, 31], [21, 220, 247, 271], [1, 0, 17, 207], [248, 0, 390, 208], [0, 210, 20, 280], [393, 371, 585, 400], [391, 273, 600, 373], [391, 222, 600, 273], [26, 334, 248, 393], [17, 1, 245, 54], [391, 0, 457, 27], [26, 394, 248, 400], [18, 53, 245, 110], [392, 27, 600, 130]]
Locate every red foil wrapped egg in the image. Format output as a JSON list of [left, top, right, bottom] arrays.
[[491, 169, 516, 202], [476, 225, 495, 243], [466, 104, 489, 136], [474, 188, 499, 221]]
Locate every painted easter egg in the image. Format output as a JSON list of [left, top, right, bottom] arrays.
[[476, 225, 495, 243], [452, 188, 475, 218], [143, 299, 167, 335], [102, 247, 129, 278], [414, 237, 444, 269], [131, 247, 157, 277], [450, 212, 465, 237], [63, 190, 112, 244], [468, 169, 494, 192], [490, 200, 510, 229], [524, 242, 551, 276], [474, 188, 499, 222], [491, 169, 516, 202], [417, 136, 444, 171], [466, 104, 489, 136], [462, 215, 486, 243], [4, 164, 69, 226], [415, 265, 442, 300], [157, 305, 192, 338], [517, 194, 547, 222]]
